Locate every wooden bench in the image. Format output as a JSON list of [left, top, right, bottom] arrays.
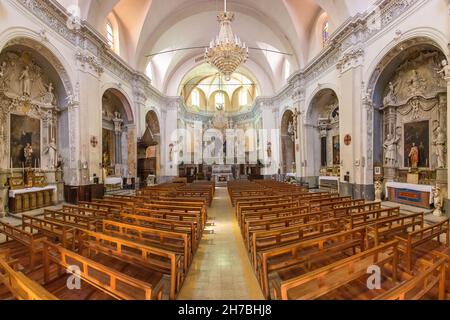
[[22, 215, 76, 250], [102, 219, 192, 274], [42, 241, 162, 300], [0, 222, 45, 269], [258, 228, 366, 299], [43, 209, 100, 232], [374, 257, 447, 300], [366, 212, 424, 247], [275, 240, 399, 300], [345, 207, 401, 229], [75, 229, 182, 299], [395, 219, 450, 271], [0, 257, 58, 300]]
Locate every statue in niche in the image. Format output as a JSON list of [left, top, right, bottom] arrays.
[[19, 66, 32, 97], [408, 143, 420, 169], [288, 121, 294, 141], [24, 143, 33, 167], [432, 186, 444, 217], [45, 138, 57, 169], [56, 153, 64, 170], [168, 143, 174, 162], [436, 59, 450, 79], [42, 82, 55, 104], [267, 142, 272, 158], [0, 61, 7, 89], [383, 82, 397, 106], [383, 133, 401, 167], [433, 124, 446, 168]]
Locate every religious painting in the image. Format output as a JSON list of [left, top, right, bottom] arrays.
[[10, 114, 41, 168], [320, 137, 327, 167], [403, 121, 429, 168], [102, 128, 114, 167], [332, 135, 340, 165]]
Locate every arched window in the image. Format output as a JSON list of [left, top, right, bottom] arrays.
[[239, 89, 248, 106], [322, 20, 330, 47], [106, 21, 114, 49], [215, 92, 225, 109], [191, 89, 200, 107]]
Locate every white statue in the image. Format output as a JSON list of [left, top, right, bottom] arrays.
[[432, 186, 444, 217], [374, 180, 383, 202], [433, 125, 446, 168], [383, 82, 397, 106], [437, 59, 450, 78], [168, 143, 174, 162], [383, 133, 401, 167], [112, 111, 124, 132], [45, 138, 57, 169], [19, 65, 32, 97]]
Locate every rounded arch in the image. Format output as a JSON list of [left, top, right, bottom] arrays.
[[305, 84, 340, 121], [0, 30, 74, 96], [145, 110, 161, 135], [101, 85, 134, 123]]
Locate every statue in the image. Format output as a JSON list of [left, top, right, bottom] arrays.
[[45, 138, 57, 169], [432, 186, 444, 217], [24, 143, 33, 168], [383, 133, 400, 167], [408, 143, 420, 168], [409, 69, 425, 96], [436, 59, 450, 78], [267, 142, 272, 158], [383, 82, 397, 106], [19, 66, 32, 97], [113, 111, 123, 132], [168, 143, 174, 162], [288, 121, 294, 141], [374, 180, 383, 202], [433, 125, 446, 168], [56, 153, 64, 169]]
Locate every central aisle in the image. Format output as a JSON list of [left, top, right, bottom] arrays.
[[177, 187, 264, 300]]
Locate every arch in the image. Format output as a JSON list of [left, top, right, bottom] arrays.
[[0, 30, 74, 96], [365, 34, 448, 173], [305, 83, 340, 120], [100, 85, 134, 123]]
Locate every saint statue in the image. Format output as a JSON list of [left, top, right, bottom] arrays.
[[24, 143, 33, 168], [0, 61, 6, 80], [432, 186, 444, 217], [408, 143, 420, 168], [45, 138, 57, 169], [436, 59, 450, 79], [383, 82, 397, 106], [383, 133, 400, 167], [288, 121, 294, 141], [374, 180, 383, 202], [433, 125, 446, 168], [168, 143, 174, 162], [267, 142, 272, 158], [19, 66, 32, 97]]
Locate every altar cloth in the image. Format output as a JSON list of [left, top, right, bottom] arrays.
[[385, 182, 433, 204], [105, 177, 123, 186], [9, 185, 57, 198]]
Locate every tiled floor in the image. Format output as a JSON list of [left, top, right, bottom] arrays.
[[177, 187, 264, 300]]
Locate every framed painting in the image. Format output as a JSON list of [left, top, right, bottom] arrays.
[[403, 121, 429, 168], [332, 135, 340, 165], [10, 114, 41, 168]]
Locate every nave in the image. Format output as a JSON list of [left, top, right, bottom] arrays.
[[0, 180, 450, 300]]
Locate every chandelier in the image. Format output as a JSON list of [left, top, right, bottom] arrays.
[[205, 0, 248, 81]]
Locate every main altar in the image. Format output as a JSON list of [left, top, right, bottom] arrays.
[[212, 164, 233, 185]]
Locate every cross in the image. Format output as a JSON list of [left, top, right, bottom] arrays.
[[90, 136, 98, 148], [344, 134, 352, 146]]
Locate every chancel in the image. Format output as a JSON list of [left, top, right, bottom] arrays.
[[0, 0, 449, 303]]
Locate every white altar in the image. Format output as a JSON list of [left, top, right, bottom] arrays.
[[319, 176, 340, 191], [105, 177, 123, 191], [385, 182, 434, 204], [9, 185, 57, 198], [212, 165, 233, 185]]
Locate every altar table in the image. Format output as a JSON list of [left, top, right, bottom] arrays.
[[8, 185, 57, 214], [385, 182, 433, 209]]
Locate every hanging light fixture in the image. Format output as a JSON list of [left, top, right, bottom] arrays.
[[205, 0, 248, 81]]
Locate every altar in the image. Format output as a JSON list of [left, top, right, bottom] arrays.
[[212, 165, 233, 185], [105, 176, 123, 191], [319, 176, 340, 192], [385, 182, 433, 209], [8, 185, 56, 214]]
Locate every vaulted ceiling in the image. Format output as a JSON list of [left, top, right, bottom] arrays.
[[57, 0, 377, 95]]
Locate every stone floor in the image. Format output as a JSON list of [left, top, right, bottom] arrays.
[[177, 187, 264, 300]]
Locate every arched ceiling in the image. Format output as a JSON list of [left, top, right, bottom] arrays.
[[57, 0, 377, 95]]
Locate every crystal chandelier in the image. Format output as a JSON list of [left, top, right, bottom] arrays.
[[205, 0, 248, 81]]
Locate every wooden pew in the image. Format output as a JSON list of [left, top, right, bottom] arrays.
[[395, 219, 450, 271], [118, 213, 199, 250], [78, 201, 123, 215], [258, 228, 366, 299], [62, 205, 116, 219], [43, 209, 100, 231], [374, 257, 447, 300], [275, 241, 399, 300], [249, 218, 346, 268], [239, 204, 307, 228], [0, 222, 45, 269], [102, 219, 192, 274], [0, 257, 58, 300], [345, 207, 401, 229], [42, 241, 163, 300], [366, 213, 424, 247], [133, 207, 203, 233], [75, 229, 181, 299]]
